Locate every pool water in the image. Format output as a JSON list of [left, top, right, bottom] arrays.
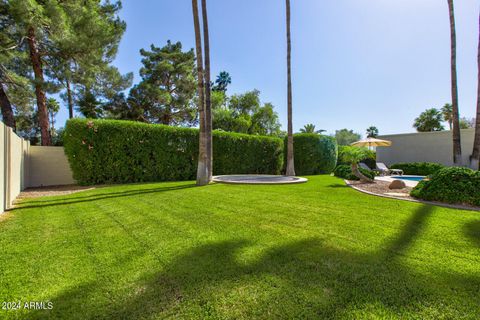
[[394, 176, 425, 182]]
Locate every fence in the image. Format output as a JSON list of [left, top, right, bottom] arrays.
[[1, 122, 74, 213]]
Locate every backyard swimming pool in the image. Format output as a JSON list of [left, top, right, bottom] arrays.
[[394, 176, 425, 182]]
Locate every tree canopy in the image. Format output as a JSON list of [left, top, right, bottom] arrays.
[[335, 129, 361, 145], [413, 108, 445, 132]]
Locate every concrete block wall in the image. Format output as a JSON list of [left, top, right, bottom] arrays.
[[377, 129, 476, 167], [0, 122, 75, 212]]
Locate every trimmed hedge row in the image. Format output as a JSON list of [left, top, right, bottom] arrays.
[[390, 162, 444, 176], [64, 119, 284, 184], [411, 167, 480, 206], [333, 164, 375, 181], [285, 134, 338, 175]]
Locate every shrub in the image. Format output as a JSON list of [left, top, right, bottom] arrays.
[[390, 162, 444, 176], [333, 164, 375, 181], [338, 145, 376, 169], [64, 119, 284, 185], [411, 167, 480, 206], [284, 134, 337, 175]]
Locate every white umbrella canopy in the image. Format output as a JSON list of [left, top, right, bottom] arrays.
[[350, 138, 392, 147]]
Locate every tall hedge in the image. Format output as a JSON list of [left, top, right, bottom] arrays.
[[64, 119, 284, 185], [285, 133, 337, 175]]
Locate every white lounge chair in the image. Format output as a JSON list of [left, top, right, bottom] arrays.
[[376, 162, 403, 176]]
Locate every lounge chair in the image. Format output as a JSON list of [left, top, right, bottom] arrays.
[[359, 163, 380, 175], [376, 162, 403, 176]]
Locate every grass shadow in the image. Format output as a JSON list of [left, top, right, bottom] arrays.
[[464, 220, 480, 247], [26, 204, 480, 319], [13, 184, 197, 210]]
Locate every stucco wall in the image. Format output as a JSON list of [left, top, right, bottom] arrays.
[[0, 123, 30, 211], [377, 129, 475, 167], [0, 122, 77, 213], [28, 146, 75, 187]]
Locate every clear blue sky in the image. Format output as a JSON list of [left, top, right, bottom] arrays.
[[55, 0, 480, 136]]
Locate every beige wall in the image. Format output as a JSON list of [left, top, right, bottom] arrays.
[[0, 121, 76, 212], [377, 129, 475, 167], [1, 123, 30, 211], [28, 146, 75, 187]]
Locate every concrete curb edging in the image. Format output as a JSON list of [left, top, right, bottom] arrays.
[[344, 180, 479, 212]]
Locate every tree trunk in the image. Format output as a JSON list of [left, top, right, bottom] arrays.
[[351, 163, 374, 183], [192, 0, 208, 186], [285, 0, 295, 176], [448, 0, 462, 166], [472, 10, 480, 170], [202, 0, 213, 181], [66, 78, 74, 119], [27, 26, 51, 146], [0, 83, 16, 131]]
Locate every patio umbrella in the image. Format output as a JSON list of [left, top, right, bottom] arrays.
[[350, 137, 392, 148]]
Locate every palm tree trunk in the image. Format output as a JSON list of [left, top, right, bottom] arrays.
[[285, 0, 295, 176], [472, 10, 480, 170], [66, 78, 74, 119], [351, 163, 374, 183], [448, 0, 462, 166], [27, 26, 51, 146], [0, 83, 16, 131], [202, 0, 213, 181], [192, 0, 208, 186]]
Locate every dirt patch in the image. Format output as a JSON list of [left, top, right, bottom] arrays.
[[15, 185, 95, 201], [347, 180, 414, 200]]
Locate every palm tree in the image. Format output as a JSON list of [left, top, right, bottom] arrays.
[[342, 146, 374, 183], [300, 124, 325, 134], [201, 0, 213, 181], [191, 0, 208, 186], [441, 103, 453, 130], [285, 0, 295, 176], [413, 108, 445, 132], [472, 10, 480, 170], [366, 126, 379, 138], [447, 0, 463, 166]]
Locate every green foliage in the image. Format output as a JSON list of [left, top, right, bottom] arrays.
[[366, 126, 379, 138], [106, 41, 197, 125], [212, 89, 282, 137], [337, 145, 375, 168], [212, 71, 231, 92], [284, 134, 337, 175], [413, 108, 445, 132], [337, 146, 371, 165], [64, 118, 284, 185], [390, 162, 445, 176], [334, 129, 361, 146], [299, 124, 325, 134], [411, 167, 480, 206], [334, 164, 375, 181], [441, 103, 453, 129]]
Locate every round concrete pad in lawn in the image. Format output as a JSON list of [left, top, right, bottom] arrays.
[[212, 175, 308, 185]]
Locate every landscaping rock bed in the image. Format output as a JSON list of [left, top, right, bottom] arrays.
[[347, 180, 414, 200]]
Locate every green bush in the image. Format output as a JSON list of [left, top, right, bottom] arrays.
[[64, 119, 284, 185], [285, 134, 337, 175], [390, 162, 444, 176], [411, 167, 480, 206], [337, 145, 376, 169], [333, 164, 375, 181]]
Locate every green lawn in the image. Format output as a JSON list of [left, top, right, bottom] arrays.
[[1, 175, 479, 319]]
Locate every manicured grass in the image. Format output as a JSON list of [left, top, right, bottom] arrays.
[[0, 175, 479, 319]]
